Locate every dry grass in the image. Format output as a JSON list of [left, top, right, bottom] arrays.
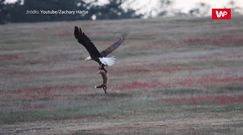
[[0, 16, 243, 134]]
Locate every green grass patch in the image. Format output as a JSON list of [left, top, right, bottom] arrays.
[[153, 88, 204, 95], [213, 84, 243, 93]]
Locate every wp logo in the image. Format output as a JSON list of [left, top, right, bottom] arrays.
[[212, 8, 231, 20]]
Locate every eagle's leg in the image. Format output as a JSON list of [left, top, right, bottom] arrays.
[[96, 65, 108, 94]]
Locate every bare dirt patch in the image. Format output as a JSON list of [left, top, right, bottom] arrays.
[[0, 54, 20, 61]]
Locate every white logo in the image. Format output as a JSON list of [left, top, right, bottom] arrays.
[[216, 11, 228, 18]]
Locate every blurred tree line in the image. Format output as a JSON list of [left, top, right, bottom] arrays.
[[2, 0, 239, 24], [0, 0, 141, 24]]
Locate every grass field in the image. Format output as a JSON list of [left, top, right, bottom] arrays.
[[0, 16, 243, 135]]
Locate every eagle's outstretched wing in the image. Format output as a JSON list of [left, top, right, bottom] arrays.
[[74, 26, 101, 59], [100, 34, 126, 57]]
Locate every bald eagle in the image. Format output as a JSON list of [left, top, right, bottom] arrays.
[[74, 26, 125, 93]]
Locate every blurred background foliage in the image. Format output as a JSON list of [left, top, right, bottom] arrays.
[[0, 0, 241, 24], [0, 0, 142, 24]]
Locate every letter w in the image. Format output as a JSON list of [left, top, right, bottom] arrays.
[[216, 11, 226, 18]]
